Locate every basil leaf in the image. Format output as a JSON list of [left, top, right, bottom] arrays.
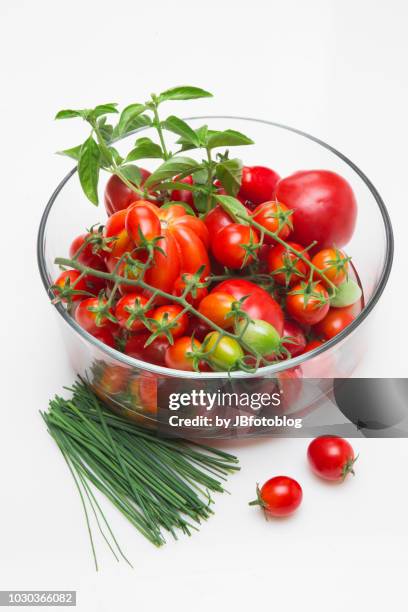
[[176, 124, 209, 151], [126, 137, 164, 162], [56, 145, 82, 160], [117, 103, 146, 135], [55, 109, 87, 120], [194, 191, 211, 214], [158, 86, 213, 103], [162, 116, 200, 146], [215, 158, 243, 196], [78, 136, 101, 205], [92, 103, 118, 119], [215, 194, 249, 223], [158, 180, 205, 193], [112, 113, 151, 139], [144, 157, 201, 188], [97, 116, 114, 143], [119, 164, 142, 186], [207, 129, 254, 149], [109, 146, 123, 165]]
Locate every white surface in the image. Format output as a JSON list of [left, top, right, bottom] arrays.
[[1, 0, 408, 610]]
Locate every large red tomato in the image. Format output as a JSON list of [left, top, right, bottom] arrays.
[[213, 279, 284, 335], [104, 169, 152, 216], [275, 170, 357, 250]]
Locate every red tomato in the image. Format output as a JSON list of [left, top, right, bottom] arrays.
[[204, 205, 233, 240], [275, 170, 357, 250], [165, 336, 202, 371], [104, 209, 134, 260], [125, 203, 161, 245], [54, 270, 89, 302], [267, 242, 311, 286], [114, 293, 153, 331], [75, 297, 116, 333], [302, 339, 325, 353], [144, 233, 181, 296], [307, 436, 356, 482], [92, 327, 116, 348], [252, 200, 292, 244], [238, 165, 281, 205], [282, 319, 307, 357], [69, 233, 104, 265], [212, 223, 260, 269], [312, 248, 349, 287], [198, 291, 235, 330], [98, 364, 129, 395], [171, 175, 194, 208], [286, 282, 330, 325], [214, 279, 284, 335], [104, 169, 151, 215], [172, 274, 208, 306], [314, 308, 355, 340], [124, 333, 169, 366], [250, 476, 302, 517], [151, 304, 189, 339]]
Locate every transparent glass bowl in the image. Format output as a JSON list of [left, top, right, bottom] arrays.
[[37, 117, 393, 436]]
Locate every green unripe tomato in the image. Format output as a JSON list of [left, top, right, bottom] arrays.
[[330, 279, 362, 308], [204, 332, 244, 371], [235, 319, 281, 356]]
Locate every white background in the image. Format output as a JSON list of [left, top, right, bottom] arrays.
[[1, 0, 408, 610]]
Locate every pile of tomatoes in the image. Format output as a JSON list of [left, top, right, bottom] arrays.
[[54, 163, 362, 372]]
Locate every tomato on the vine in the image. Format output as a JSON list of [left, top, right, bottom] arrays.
[[124, 333, 169, 366], [252, 200, 293, 244], [114, 293, 153, 331], [151, 304, 189, 339], [204, 205, 233, 241], [307, 436, 356, 482], [275, 170, 357, 250], [302, 339, 325, 354], [214, 279, 284, 335], [54, 270, 89, 302], [281, 319, 307, 357], [172, 274, 208, 306], [104, 169, 152, 216], [238, 165, 281, 205], [236, 319, 281, 357], [314, 308, 354, 340], [92, 327, 116, 348], [75, 297, 116, 333], [198, 292, 236, 329], [312, 248, 350, 287], [286, 281, 330, 325], [212, 224, 260, 269], [171, 175, 195, 208], [249, 476, 302, 517], [125, 203, 161, 245], [104, 208, 134, 260], [267, 241, 311, 286], [204, 332, 244, 371], [165, 336, 202, 371]]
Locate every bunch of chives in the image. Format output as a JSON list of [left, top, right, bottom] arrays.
[[41, 380, 239, 569]]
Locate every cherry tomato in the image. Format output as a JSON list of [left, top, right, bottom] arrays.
[[69, 233, 104, 265], [151, 304, 189, 339], [92, 327, 116, 348], [307, 436, 356, 482], [124, 333, 169, 366], [236, 319, 281, 357], [286, 282, 330, 325], [75, 297, 115, 333], [186, 316, 212, 342], [282, 319, 307, 357], [214, 279, 284, 335], [312, 248, 350, 287], [204, 332, 244, 371], [252, 200, 292, 244], [104, 208, 134, 259], [114, 293, 153, 331], [104, 169, 151, 215], [171, 175, 194, 208], [275, 170, 357, 250], [172, 274, 208, 306], [250, 476, 302, 517], [98, 364, 129, 395], [125, 203, 161, 245], [54, 270, 89, 302], [267, 242, 311, 286], [212, 224, 260, 269], [238, 165, 281, 205], [302, 339, 325, 354], [165, 336, 202, 371], [204, 205, 234, 240], [198, 292, 235, 329], [314, 308, 354, 340]]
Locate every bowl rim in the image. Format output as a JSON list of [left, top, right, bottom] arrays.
[[37, 115, 394, 379]]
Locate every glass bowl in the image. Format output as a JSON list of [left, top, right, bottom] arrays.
[[37, 117, 393, 437]]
